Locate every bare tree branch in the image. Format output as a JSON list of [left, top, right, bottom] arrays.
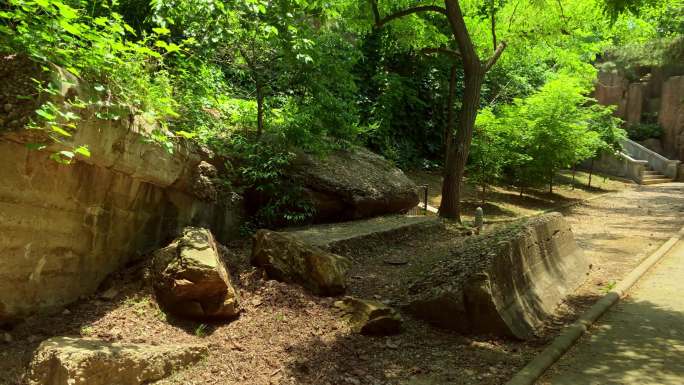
[[420, 47, 461, 59], [484, 41, 507, 72], [370, 0, 446, 27]]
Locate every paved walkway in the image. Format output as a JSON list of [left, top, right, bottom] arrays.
[[541, 237, 684, 385]]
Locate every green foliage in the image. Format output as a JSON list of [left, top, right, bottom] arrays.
[[0, 0, 662, 224], [473, 75, 625, 190], [626, 122, 663, 141], [194, 323, 208, 338], [227, 134, 315, 230], [0, 0, 179, 156]]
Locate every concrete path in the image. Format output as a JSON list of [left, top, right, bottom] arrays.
[[541, 238, 684, 385]]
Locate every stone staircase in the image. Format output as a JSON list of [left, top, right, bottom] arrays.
[[640, 168, 673, 185], [621, 139, 680, 185]]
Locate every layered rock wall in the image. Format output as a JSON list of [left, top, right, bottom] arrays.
[[0, 60, 242, 323], [659, 76, 684, 160], [594, 68, 684, 162]]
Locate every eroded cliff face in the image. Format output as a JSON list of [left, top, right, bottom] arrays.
[[0, 58, 243, 324], [594, 68, 684, 161]]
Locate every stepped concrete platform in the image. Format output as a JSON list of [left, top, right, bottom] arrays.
[[640, 168, 672, 185], [285, 215, 439, 250]]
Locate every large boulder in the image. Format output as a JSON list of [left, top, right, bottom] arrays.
[[334, 297, 402, 335], [152, 227, 240, 319], [251, 230, 351, 296], [407, 213, 590, 340], [287, 146, 419, 222], [27, 336, 207, 385]]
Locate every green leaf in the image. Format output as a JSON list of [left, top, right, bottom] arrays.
[[59, 20, 82, 36], [123, 24, 137, 36], [152, 27, 170, 35], [175, 130, 196, 139], [36, 108, 56, 121], [66, 66, 80, 77], [50, 151, 75, 164], [51, 125, 72, 137], [74, 146, 91, 157]]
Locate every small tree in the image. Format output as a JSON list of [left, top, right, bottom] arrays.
[[585, 104, 626, 187], [469, 108, 507, 203]]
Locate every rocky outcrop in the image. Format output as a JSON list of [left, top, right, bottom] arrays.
[[27, 336, 207, 385], [407, 213, 590, 340], [626, 83, 646, 125], [286, 146, 419, 222], [152, 227, 240, 319], [594, 68, 684, 164], [0, 56, 243, 324], [251, 230, 351, 296], [594, 71, 629, 118], [334, 297, 402, 335], [659, 76, 684, 160]]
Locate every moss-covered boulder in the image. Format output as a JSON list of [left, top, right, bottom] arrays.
[[287, 146, 419, 222]]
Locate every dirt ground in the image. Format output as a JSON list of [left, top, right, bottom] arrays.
[[406, 170, 632, 223], [2, 181, 684, 385]]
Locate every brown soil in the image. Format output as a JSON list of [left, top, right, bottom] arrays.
[[406, 170, 632, 223], [2, 183, 684, 385]]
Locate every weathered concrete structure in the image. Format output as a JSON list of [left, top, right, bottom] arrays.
[[407, 213, 590, 340], [584, 138, 680, 184], [251, 230, 352, 296]]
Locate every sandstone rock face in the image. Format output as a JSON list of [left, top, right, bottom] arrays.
[[251, 230, 351, 296], [407, 213, 590, 340], [626, 83, 646, 125], [27, 337, 207, 385], [594, 71, 628, 119], [286, 146, 419, 222], [334, 297, 402, 335], [659, 76, 684, 159], [639, 138, 664, 155], [152, 227, 240, 319], [0, 57, 243, 324]]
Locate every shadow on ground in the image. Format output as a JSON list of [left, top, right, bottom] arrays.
[[544, 299, 684, 385]]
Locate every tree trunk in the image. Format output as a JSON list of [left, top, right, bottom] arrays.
[[481, 182, 486, 204], [370, 0, 506, 223], [256, 81, 264, 138], [439, 69, 484, 220], [444, 65, 458, 157], [571, 164, 576, 190], [588, 158, 594, 188]]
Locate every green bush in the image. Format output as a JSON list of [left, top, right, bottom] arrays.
[[626, 122, 663, 141]]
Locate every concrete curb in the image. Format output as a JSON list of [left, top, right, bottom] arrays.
[[505, 225, 684, 385]]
